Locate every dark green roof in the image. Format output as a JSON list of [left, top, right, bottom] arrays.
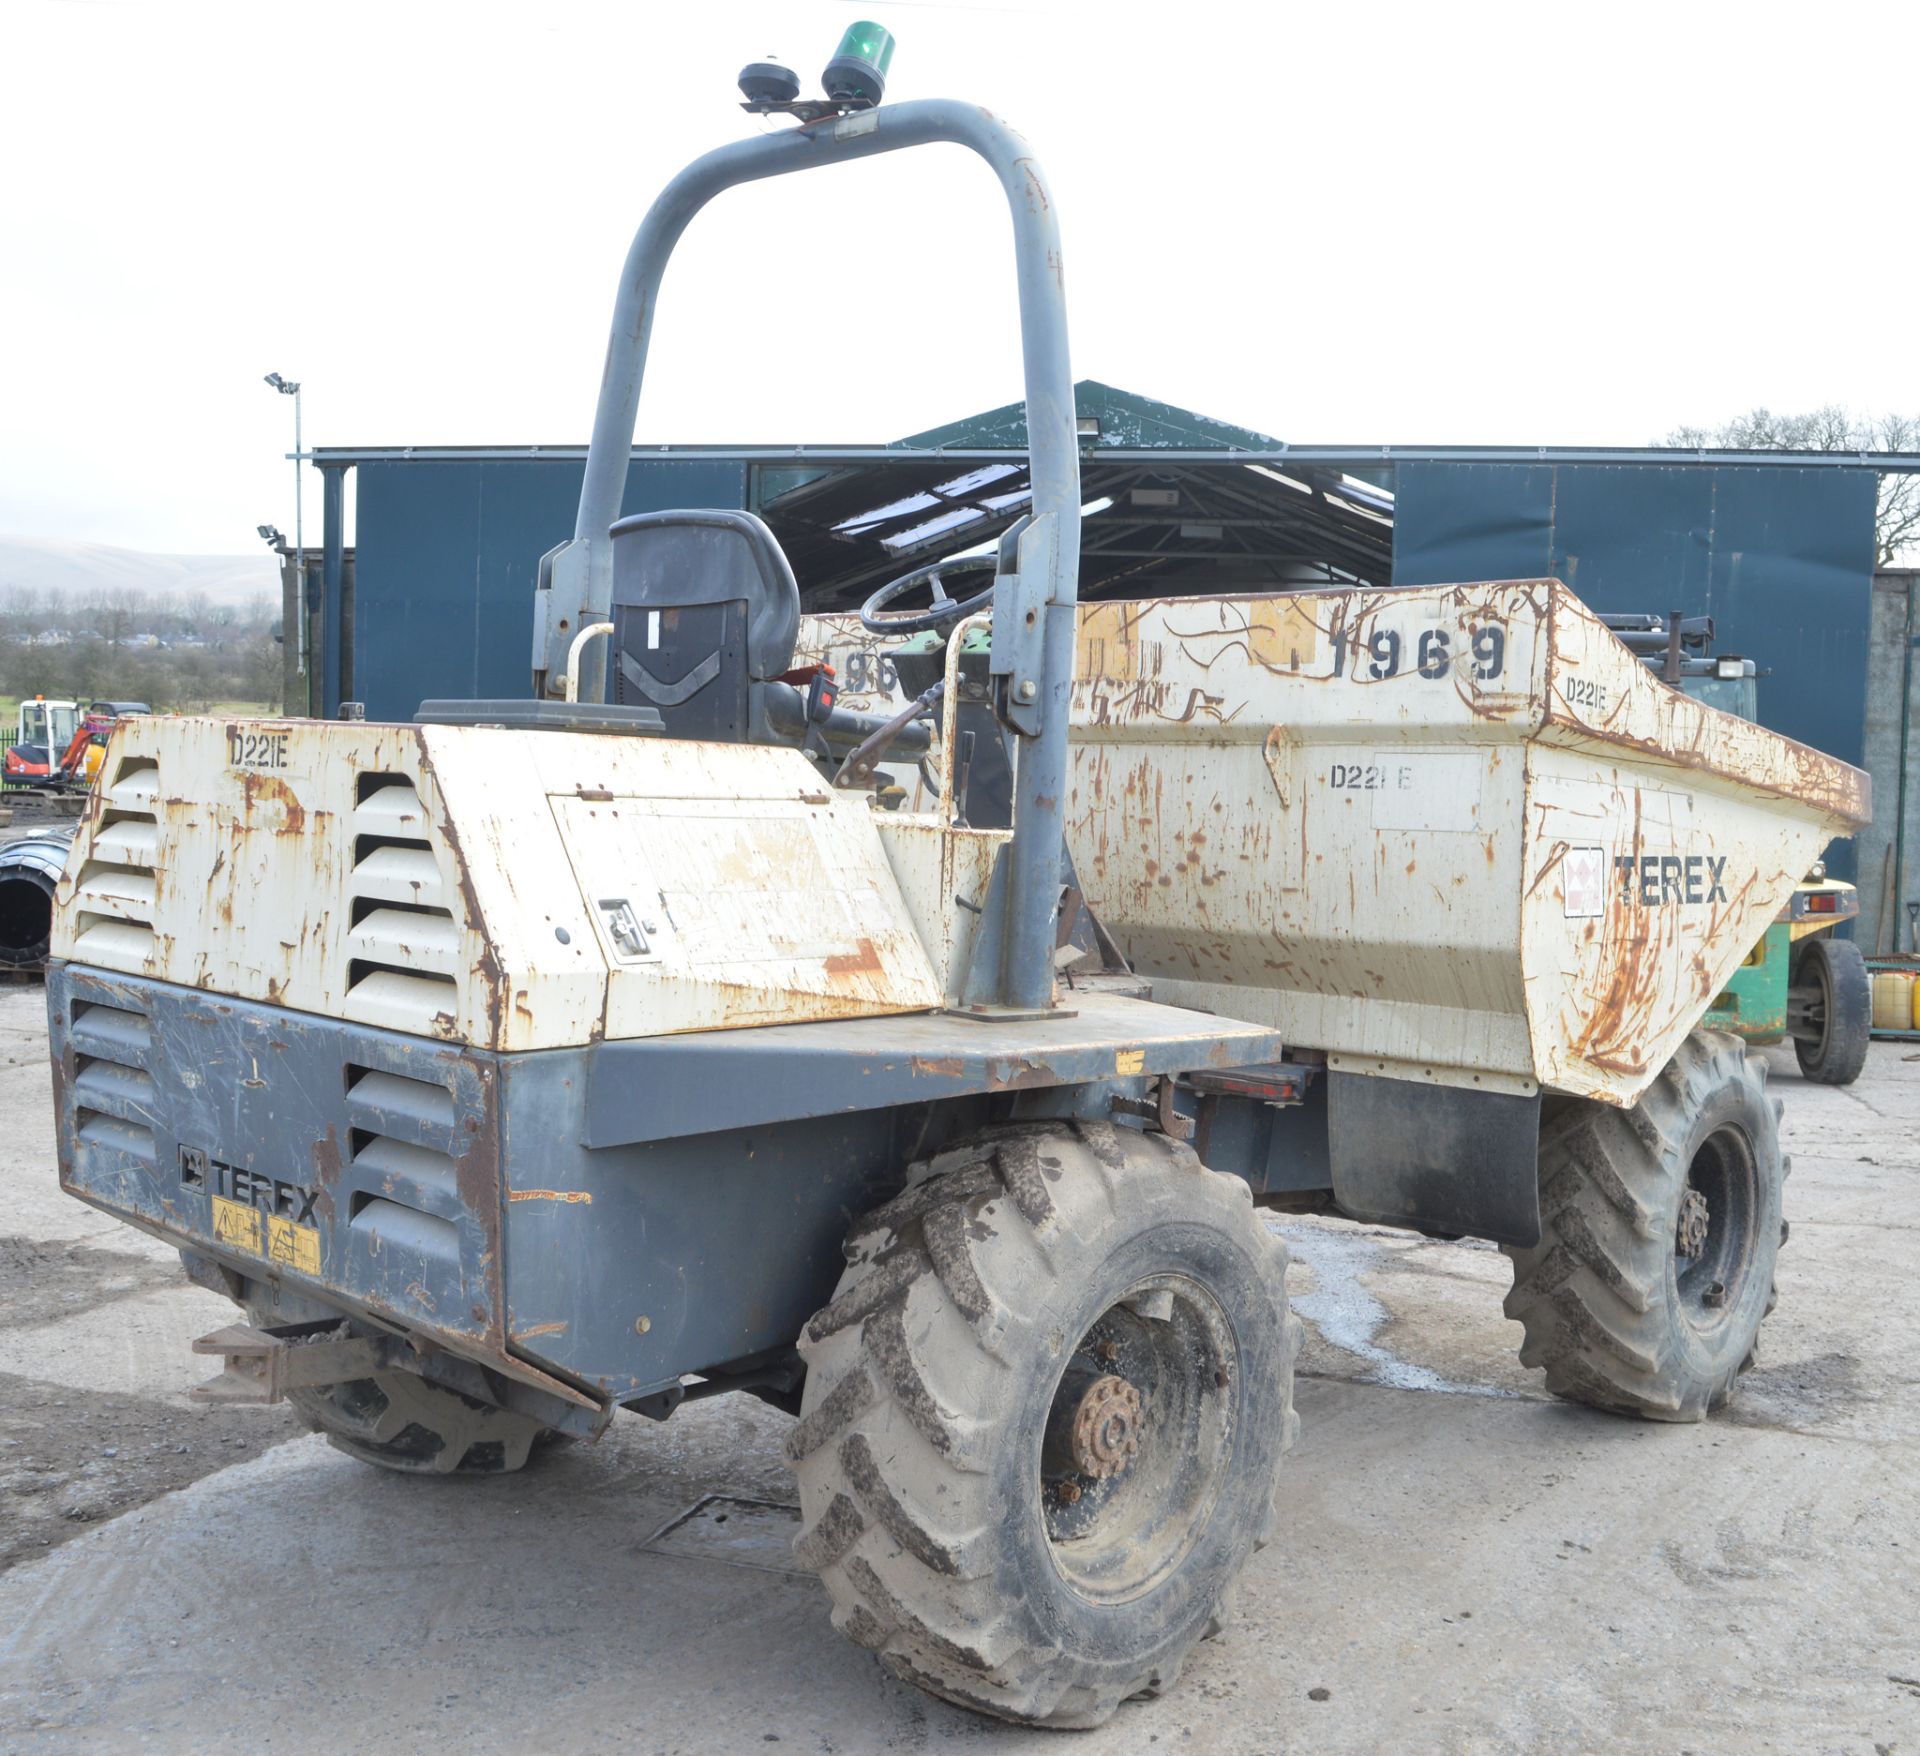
[[899, 379, 1284, 453]]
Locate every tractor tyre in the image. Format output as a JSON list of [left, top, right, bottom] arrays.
[[1502, 1030, 1785, 1422], [281, 1372, 551, 1475], [1792, 934, 1871, 1086], [244, 1302, 551, 1475], [787, 1119, 1301, 1729]]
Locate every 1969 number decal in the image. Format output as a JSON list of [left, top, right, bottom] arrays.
[[1330, 622, 1506, 683]]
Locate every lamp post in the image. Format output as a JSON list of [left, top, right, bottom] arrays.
[[264, 373, 303, 708]]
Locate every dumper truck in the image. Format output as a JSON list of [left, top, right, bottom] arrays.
[[45, 40, 1871, 1729]]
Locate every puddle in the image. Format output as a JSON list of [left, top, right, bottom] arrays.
[[1275, 1223, 1517, 1398]]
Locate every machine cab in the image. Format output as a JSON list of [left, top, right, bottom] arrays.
[[18, 698, 80, 754]]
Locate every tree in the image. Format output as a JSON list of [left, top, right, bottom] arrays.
[[91, 588, 139, 651], [1664, 406, 1920, 567]]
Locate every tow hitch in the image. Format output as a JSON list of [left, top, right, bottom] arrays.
[[189, 1319, 395, 1406]]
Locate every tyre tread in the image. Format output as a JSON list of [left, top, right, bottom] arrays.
[[1501, 1030, 1783, 1422], [790, 1120, 1298, 1728]]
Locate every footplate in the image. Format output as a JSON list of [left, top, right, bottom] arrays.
[[189, 1320, 394, 1406]]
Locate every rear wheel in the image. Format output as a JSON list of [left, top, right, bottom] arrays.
[[243, 1301, 551, 1475], [282, 1372, 551, 1475], [1502, 1030, 1784, 1421], [1791, 934, 1870, 1086], [787, 1119, 1301, 1728]]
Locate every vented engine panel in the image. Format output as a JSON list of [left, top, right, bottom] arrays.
[[51, 716, 941, 1050]]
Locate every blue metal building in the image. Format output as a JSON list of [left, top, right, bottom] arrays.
[[307, 381, 1910, 944]]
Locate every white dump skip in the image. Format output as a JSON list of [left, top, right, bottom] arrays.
[[1062, 579, 1869, 1105]]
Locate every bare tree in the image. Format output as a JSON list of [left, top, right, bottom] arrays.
[[88, 588, 140, 651], [0, 594, 282, 715], [1664, 406, 1920, 567]]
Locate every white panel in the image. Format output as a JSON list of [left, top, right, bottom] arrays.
[[93, 820, 158, 868], [551, 788, 941, 1038], [346, 908, 462, 976], [341, 968, 460, 1035], [351, 845, 447, 909], [352, 782, 429, 835]]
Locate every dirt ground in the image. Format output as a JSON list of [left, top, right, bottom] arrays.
[[0, 977, 1916, 1753], [0, 989, 303, 1576], [0, 790, 88, 840]]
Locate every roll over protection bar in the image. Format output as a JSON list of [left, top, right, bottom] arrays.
[[533, 100, 1082, 1013]]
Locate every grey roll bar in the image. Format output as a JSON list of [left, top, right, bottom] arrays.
[[532, 100, 1082, 1014]]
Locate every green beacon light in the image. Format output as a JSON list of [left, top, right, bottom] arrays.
[[822, 21, 895, 109]]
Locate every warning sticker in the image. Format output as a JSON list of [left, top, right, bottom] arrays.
[[1115, 1048, 1146, 1076], [1563, 846, 1606, 919], [266, 1214, 322, 1276], [211, 1194, 263, 1255]]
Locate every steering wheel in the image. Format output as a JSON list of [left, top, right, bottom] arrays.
[[860, 554, 998, 634]]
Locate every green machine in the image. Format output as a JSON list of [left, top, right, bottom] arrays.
[[1605, 612, 1871, 1085]]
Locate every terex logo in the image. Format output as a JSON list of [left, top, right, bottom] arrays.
[[184, 1147, 319, 1225], [1614, 853, 1729, 908]]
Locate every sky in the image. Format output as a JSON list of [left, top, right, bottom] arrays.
[[2, 0, 1917, 555]]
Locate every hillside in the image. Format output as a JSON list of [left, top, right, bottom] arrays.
[[0, 536, 278, 609]]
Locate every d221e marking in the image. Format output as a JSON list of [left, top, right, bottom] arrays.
[[226, 727, 290, 770], [1614, 853, 1729, 907]]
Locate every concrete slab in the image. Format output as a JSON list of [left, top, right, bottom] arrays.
[[2, 1377, 1914, 1754], [1, 1024, 1916, 1751]]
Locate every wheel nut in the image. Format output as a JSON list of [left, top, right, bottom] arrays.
[[1676, 1188, 1710, 1259], [1069, 1374, 1144, 1480]]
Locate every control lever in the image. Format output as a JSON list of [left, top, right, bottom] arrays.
[[833, 681, 944, 790]]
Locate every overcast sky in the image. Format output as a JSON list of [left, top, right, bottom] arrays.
[[3, 0, 1916, 555]]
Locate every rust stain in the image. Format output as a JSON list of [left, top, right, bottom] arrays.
[[910, 1054, 966, 1077], [512, 1321, 569, 1340], [987, 1056, 1056, 1091], [823, 937, 884, 979], [238, 769, 306, 834]]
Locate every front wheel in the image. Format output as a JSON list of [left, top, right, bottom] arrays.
[[1791, 934, 1871, 1086], [788, 1119, 1301, 1729], [1503, 1030, 1785, 1421]]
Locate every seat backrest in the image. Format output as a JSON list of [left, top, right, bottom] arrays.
[[607, 509, 801, 742]]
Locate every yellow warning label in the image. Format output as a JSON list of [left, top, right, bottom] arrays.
[[1115, 1047, 1146, 1076], [211, 1194, 262, 1255], [266, 1214, 322, 1276]]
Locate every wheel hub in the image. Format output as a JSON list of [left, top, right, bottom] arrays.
[[1068, 1374, 1143, 1480], [1676, 1186, 1710, 1259]]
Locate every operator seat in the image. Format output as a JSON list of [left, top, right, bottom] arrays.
[[607, 509, 801, 742]]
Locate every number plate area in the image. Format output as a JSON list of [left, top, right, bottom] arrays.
[[226, 727, 291, 770]]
